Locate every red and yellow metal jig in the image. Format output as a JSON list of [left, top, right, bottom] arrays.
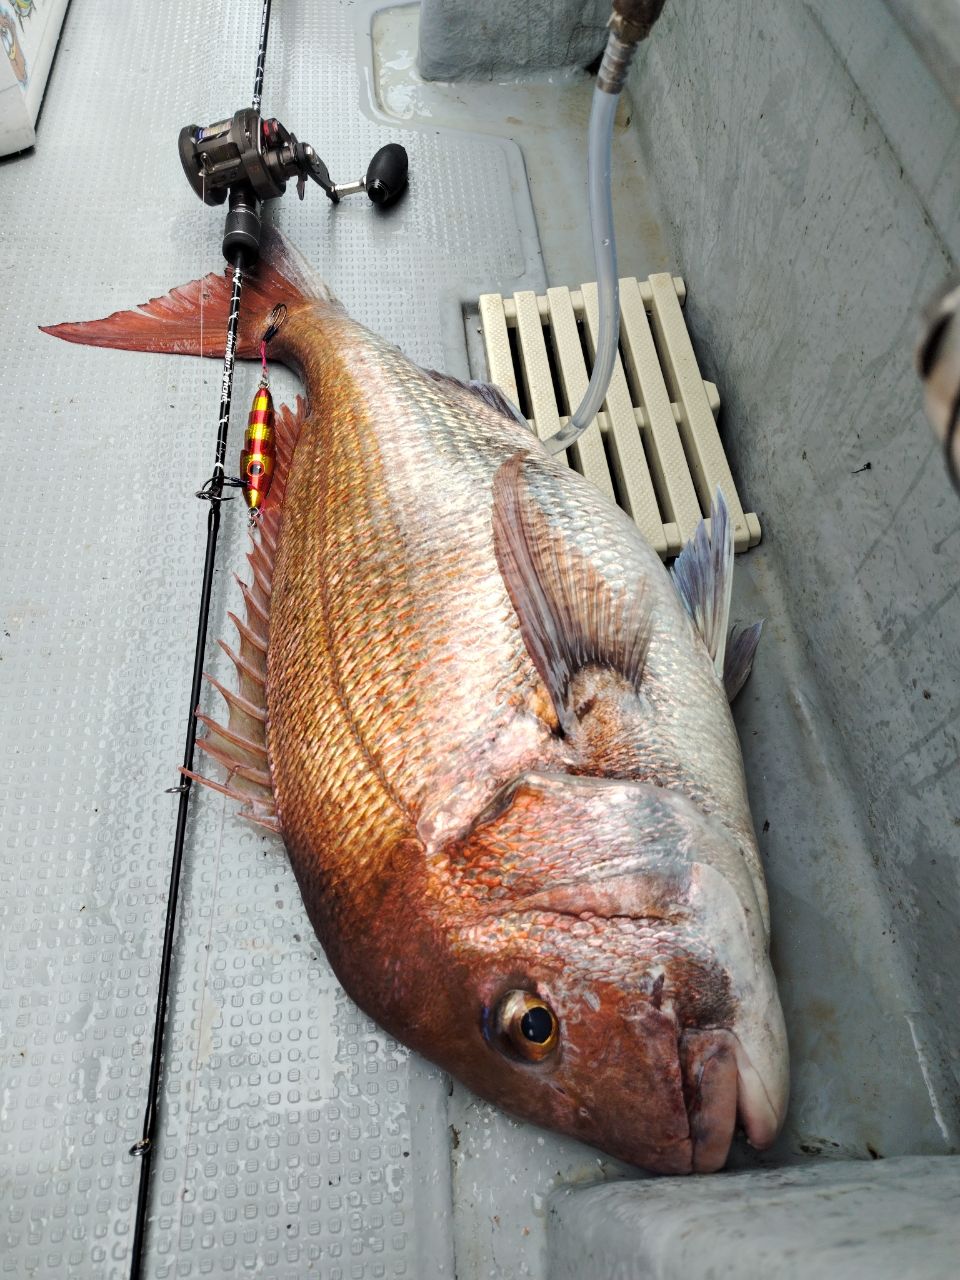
[[240, 303, 286, 517], [240, 342, 275, 517]]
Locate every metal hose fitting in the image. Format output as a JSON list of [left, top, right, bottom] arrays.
[[596, 31, 639, 94], [609, 0, 669, 44]]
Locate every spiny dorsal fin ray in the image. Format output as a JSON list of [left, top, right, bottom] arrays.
[[237, 577, 271, 630], [256, 520, 278, 557], [184, 394, 309, 832], [492, 453, 651, 737], [249, 537, 274, 579], [229, 610, 268, 656], [195, 711, 269, 767], [204, 673, 266, 723], [180, 768, 256, 806], [179, 769, 279, 831], [218, 639, 266, 690], [195, 737, 273, 789], [671, 488, 734, 677], [248, 554, 273, 600]]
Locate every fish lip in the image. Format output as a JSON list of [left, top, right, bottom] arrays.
[[678, 1028, 783, 1172], [733, 1034, 783, 1150], [679, 1028, 738, 1173]]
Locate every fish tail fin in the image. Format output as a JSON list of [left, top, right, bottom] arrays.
[[40, 227, 340, 359], [183, 393, 308, 833]]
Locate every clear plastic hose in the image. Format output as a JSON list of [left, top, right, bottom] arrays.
[[543, 32, 636, 457]]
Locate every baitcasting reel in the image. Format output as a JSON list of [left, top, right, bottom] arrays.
[[179, 108, 409, 261], [179, 108, 408, 206]]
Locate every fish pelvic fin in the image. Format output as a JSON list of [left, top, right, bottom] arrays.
[[671, 488, 734, 678], [185, 394, 308, 833], [492, 453, 652, 736], [723, 620, 763, 702], [40, 227, 341, 358]]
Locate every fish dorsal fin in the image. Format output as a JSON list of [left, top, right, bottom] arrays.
[[424, 369, 530, 429], [671, 489, 734, 678], [180, 393, 309, 833], [492, 454, 651, 736]]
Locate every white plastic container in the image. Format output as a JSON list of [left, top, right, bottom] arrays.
[[0, 0, 69, 155]]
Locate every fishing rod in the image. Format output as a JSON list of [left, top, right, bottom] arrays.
[[127, 4, 409, 1276], [125, 4, 276, 1272]]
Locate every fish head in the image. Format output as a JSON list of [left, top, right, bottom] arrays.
[[433, 772, 788, 1173]]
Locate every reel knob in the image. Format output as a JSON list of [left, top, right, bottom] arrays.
[[364, 143, 409, 207]]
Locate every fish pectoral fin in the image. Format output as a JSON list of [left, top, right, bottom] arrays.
[[723, 620, 763, 702], [491, 453, 651, 735], [671, 489, 734, 678]]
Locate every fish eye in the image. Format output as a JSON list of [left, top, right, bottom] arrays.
[[492, 990, 559, 1062]]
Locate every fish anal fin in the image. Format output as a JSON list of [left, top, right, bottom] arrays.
[[671, 489, 734, 677], [492, 453, 651, 736]]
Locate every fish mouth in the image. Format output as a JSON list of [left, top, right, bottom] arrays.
[[680, 1029, 782, 1172]]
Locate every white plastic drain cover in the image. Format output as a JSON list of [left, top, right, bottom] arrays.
[[480, 276, 761, 558]]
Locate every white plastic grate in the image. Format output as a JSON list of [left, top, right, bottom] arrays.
[[479, 276, 762, 558]]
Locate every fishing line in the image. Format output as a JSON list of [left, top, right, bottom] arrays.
[[127, 4, 273, 1277]]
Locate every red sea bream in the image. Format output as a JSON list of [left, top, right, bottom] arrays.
[[44, 231, 788, 1173]]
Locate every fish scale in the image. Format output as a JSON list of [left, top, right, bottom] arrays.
[[268, 321, 554, 842]]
